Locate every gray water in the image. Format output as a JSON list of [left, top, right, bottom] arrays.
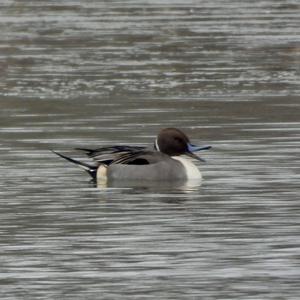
[[1, 1, 300, 299]]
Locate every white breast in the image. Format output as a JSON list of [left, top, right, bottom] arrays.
[[172, 156, 202, 180]]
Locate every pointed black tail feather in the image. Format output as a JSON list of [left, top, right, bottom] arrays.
[[52, 150, 97, 179]]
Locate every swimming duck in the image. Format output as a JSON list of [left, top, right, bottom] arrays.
[[53, 128, 211, 182]]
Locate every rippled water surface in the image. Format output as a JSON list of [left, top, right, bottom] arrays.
[[1, 1, 300, 299]]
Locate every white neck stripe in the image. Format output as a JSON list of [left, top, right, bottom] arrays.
[[155, 138, 160, 151]]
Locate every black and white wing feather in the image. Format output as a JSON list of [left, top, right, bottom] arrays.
[[76, 145, 147, 165]]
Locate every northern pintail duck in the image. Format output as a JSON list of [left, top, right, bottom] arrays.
[[53, 128, 211, 182]]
